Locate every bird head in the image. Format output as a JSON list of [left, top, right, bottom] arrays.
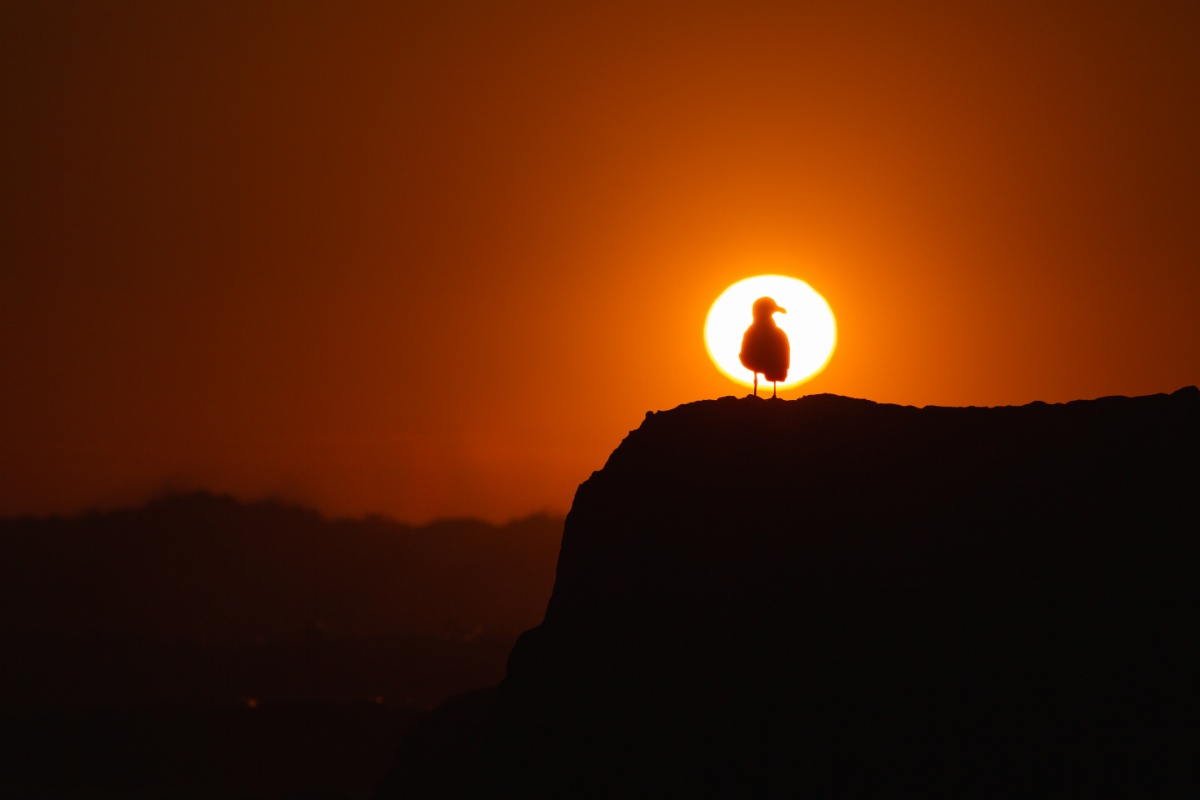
[[752, 296, 787, 321]]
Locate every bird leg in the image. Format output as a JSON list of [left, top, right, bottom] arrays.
[[753, 373, 758, 397], [772, 380, 777, 399]]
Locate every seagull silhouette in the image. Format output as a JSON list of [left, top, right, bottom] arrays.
[[739, 296, 790, 398]]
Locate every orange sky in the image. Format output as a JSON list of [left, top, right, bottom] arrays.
[[2, 1, 1198, 522]]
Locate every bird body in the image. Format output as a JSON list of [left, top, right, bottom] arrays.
[[740, 296, 790, 396], [741, 325, 789, 381]]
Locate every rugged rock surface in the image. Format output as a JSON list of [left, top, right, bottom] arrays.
[[379, 389, 1199, 797]]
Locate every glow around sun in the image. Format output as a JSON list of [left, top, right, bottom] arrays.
[[705, 275, 837, 391]]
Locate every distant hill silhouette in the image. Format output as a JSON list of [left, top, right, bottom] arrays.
[[379, 389, 1200, 797], [0, 494, 562, 709], [0, 492, 561, 642]]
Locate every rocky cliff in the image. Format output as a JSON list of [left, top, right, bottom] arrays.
[[379, 389, 1199, 797]]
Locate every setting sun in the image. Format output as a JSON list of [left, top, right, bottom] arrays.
[[705, 275, 837, 392]]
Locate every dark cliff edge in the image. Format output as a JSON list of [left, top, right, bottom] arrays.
[[379, 389, 1200, 797]]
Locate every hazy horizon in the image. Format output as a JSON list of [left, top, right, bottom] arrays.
[[0, 485, 570, 527], [8, 385, 1199, 522]]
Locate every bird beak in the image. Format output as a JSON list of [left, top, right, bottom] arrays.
[[776, 306, 787, 314]]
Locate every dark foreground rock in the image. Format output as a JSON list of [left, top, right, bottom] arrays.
[[379, 389, 1200, 797]]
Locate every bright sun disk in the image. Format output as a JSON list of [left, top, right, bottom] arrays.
[[705, 275, 837, 391]]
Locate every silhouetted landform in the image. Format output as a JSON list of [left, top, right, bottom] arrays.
[[4, 702, 419, 799], [0, 495, 562, 797], [379, 388, 1199, 797], [2, 492, 561, 643], [1, 493, 561, 710]]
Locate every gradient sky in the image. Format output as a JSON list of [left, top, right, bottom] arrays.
[[3, 1, 1198, 522]]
